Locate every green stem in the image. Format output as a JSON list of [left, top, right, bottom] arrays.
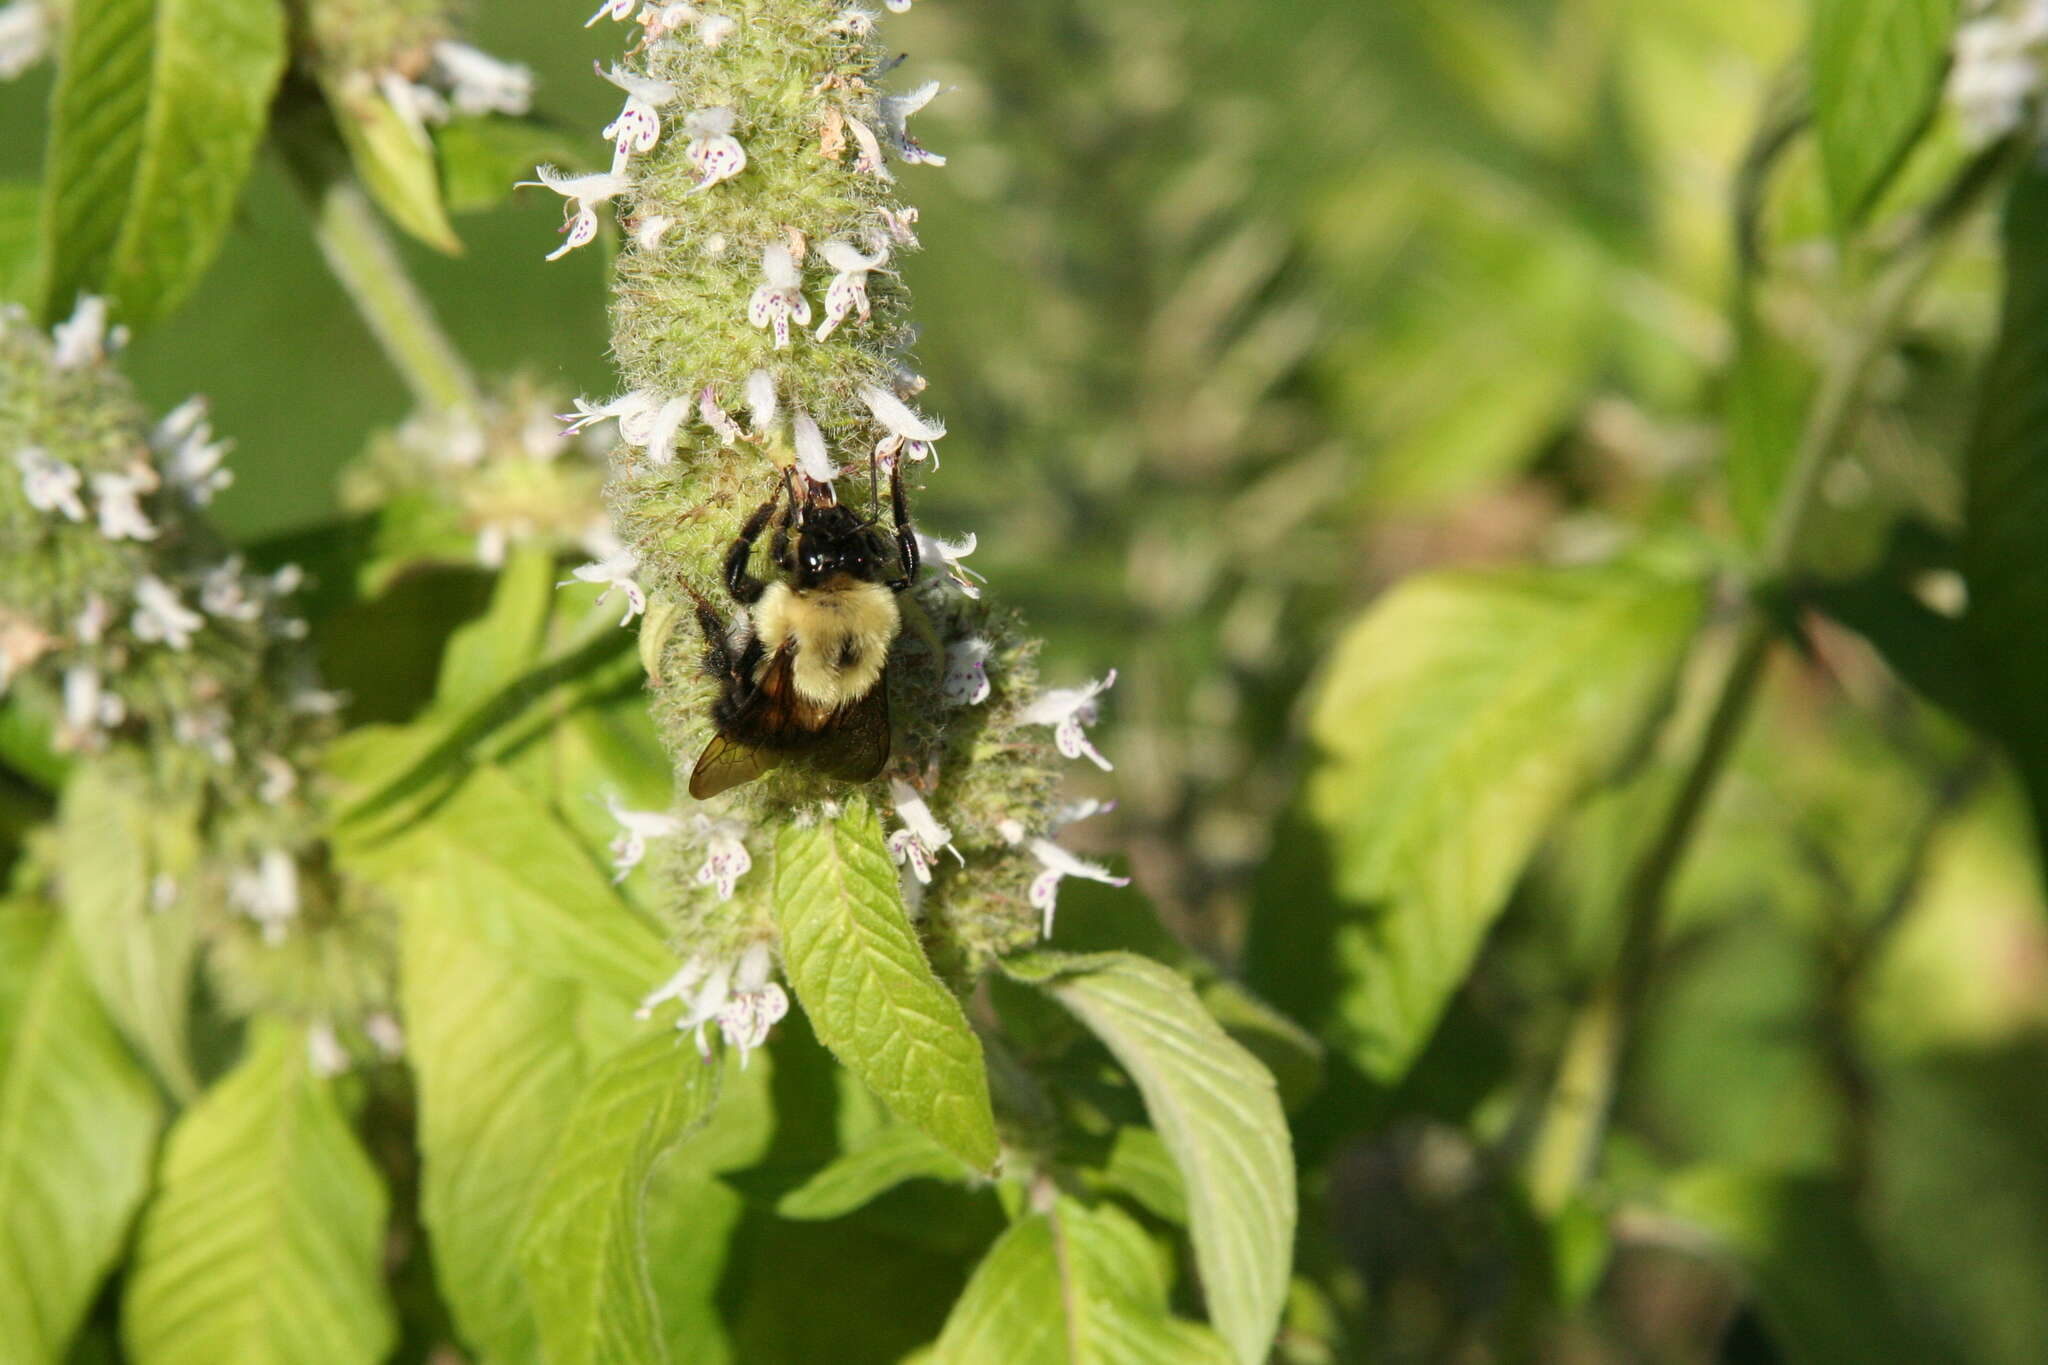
[[279, 140, 479, 414], [1524, 141, 2014, 1218]]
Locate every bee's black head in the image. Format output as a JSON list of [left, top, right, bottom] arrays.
[[793, 504, 887, 587]]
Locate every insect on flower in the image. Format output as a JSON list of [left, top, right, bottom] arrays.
[[684, 460, 920, 798]]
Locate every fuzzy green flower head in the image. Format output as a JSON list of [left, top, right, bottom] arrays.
[[0, 299, 375, 991], [341, 376, 610, 571], [537, 1, 1130, 1042]]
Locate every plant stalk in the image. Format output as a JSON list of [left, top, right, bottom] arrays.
[[1524, 141, 2014, 1217], [279, 136, 479, 415]]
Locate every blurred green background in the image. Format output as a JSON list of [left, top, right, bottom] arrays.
[[16, 0, 2048, 1359]]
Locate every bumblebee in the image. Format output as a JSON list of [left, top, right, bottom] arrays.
[[686, 464, 919, 799]]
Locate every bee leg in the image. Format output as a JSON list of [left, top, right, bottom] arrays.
[[769, 492, 798, 575], [724, 490, 781, 605], [684, 589, 741, 685], [884, 460, 920, 592]]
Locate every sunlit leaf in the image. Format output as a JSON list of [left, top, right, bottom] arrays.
[[777, 1122, 973, 1221], [518, 1030, 720, 1365], [1005, 951, 1294, 1365], [55, 759, 200, 1097], [1246, 565, 1699, 1084], [931, 1197, 1233, 1365], [319, 72, 462, 254], [41, 0, 286, 324], [123, 1021, 395, 1365], [1810, 0, 1955, 230], [0, 905, 161, 1365], [342, 763, 673, 1010], [772, 802, 999, 1173], [402, 911, 585, 1365]]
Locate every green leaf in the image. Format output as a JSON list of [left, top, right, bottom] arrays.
[[777, 1122, 973, 1221], [1246, 565, 1699, 1084], [518, 1030, 721, 1365], [345, 764, 673, 1009], [1664, 1167, 1940, 1365], [437, 546, 558, 708], [771, 803, 1000, 1174], [931, 1197, 1233, 1365], [0, 181, 41, 305], [0, 905, 162, 1365], [402, 910, 586, 1365], [641, 1165, 744, 1365], [55, 759, 199, 1097], [1810, 0, 1955, 230], [1083, 1126, 1187, 1228], [39, 0, 153, 320], [1005, 951, 1294, 1365], [1964, 162, 2048, 851], [123, 1022, 395, 1365], [320, 72, 462, 254], [42, 0, 286, 324]]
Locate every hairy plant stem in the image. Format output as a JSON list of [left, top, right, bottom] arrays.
[[1523, 140, 2016, 1218], [279, 139, 479, 415]]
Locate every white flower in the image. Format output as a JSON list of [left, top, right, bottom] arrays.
[[199, 559, 262, 622], [884, 0, 914, 12], [827, 8, 876, 36], [230, 849, 300, 944], [600, 64, 677, 160], [1022, 839, 1129, 938], [585, 0, 637, 25], [748, 243, 810, 348], [886, 779, 958, 885], [307, 1021, 350, 1077], [291, 687, 348, 715], [638, 3, 731, 43], [431, 41, 533, 117], [0, 1, 48, 80], [365, 1012, 406, 1058], [172, 704, 235, 764], [745, 368, 778, 434], [606, 793, 684, 882], [815, 240, 889, 340], [91, 470, 158, 541], [792, 412, 840, 483], [642, 943, 787, 1066], [861, 385, 946, 465], [1019, 669, 1117, 770], [560, 389, 657, 436], [15, 446, 85, 521], [683, 106, 747, 190], [690, 813, 753, 899], [633, 213, 673, 251], [51, 296, 124, 369], [878, 80, 946, 166], [476, 522, 510, 568], [152, 396, 234, 504], [378, 70, 449, 138], [876, 204, 921, 247], [74, 594, 111, 645], [844, 113, 889, 180], [258, 753, 299, 805], [131, 575, 203, 650], [519, 164, 630, 260], [564, 543, 648, 626], [916, 530, 985, 598], [1950, 10, 2048, 144], [943, 636, 993, 705], [61, 666, 124, 745], [700, 386, 743, 445]]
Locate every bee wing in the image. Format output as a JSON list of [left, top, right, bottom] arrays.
[[689, 732, 784, 799], [811, 671, 891, 784]]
